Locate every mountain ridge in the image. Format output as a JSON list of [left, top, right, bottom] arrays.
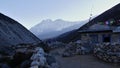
[[30, 19, 87, 39]]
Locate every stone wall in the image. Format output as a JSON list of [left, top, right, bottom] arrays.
[[80, 33, 120, 44], [111, 34, 120, 43]]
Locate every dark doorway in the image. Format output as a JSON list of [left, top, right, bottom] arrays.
[[103, 34, 111, 42]]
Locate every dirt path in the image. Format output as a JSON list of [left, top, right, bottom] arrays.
[[50, 48, 120, 68], [56, 55, 120, 68]]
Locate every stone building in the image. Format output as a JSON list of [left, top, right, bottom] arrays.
[[78, 3, 120, 44]]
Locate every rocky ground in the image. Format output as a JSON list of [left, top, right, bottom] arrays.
[[50, 47, 120, 68], [0, 43, 56, 68], [1, 41, 120, 68]]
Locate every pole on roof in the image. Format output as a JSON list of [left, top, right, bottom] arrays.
[[89, 13, 92, 22], [89, 1, 94, 22]]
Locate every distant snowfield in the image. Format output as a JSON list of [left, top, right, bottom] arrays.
[[30, 19, 87, 39]]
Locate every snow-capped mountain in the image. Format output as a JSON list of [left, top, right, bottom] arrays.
[[30, 19, 87, 39]]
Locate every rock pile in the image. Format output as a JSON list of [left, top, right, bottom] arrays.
[[30, 47, 47, 68], [30, 47, 59, 68], [62, 42, 90, 57], [48, 41, 65, 49], [94, 43, 120, 63]]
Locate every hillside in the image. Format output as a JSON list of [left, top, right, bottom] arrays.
[[0, 13, 41, 46]]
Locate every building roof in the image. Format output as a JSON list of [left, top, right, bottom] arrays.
[[113, 26, 120, 33], [78, 30, 112, 33], [89, 24, 111, 30]]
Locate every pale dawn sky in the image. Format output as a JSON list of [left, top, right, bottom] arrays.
[[0, 0, 120, 29]]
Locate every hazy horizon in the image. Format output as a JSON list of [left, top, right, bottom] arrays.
[[0, 0, 120, 29]]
